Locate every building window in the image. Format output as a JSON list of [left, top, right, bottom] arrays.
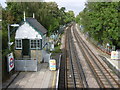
[[16, 39, 22, 49], [30, 40, 41, 49]]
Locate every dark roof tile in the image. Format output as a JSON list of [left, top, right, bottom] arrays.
[[26, 18, 47, 34]]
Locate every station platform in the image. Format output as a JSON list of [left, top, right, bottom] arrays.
[[99, 53, 120, 77], [105, 57, 120, 72], [2, 63, 57, 89]]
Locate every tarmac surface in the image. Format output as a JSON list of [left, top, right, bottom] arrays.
[[2, 63, 57, 89]]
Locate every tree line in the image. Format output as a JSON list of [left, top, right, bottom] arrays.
[[76, 2, 120, 49]]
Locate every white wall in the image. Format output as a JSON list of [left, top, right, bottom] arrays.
[[15, 22, 42, 39]]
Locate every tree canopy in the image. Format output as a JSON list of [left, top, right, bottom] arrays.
[[76, 2, 120, 48]]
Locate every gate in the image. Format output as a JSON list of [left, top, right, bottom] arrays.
[[15, 58, 37, 71]]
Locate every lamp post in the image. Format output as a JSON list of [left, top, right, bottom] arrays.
[[8, 24, 19, 50]]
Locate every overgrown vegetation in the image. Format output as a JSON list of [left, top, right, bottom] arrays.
[[76, 2, 120, 49], [51, 45, 62, 53]]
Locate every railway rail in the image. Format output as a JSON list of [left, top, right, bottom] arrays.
[[72, 24, 120, 88], [58, 25, 88, 89], [66, 28, 82, 88]]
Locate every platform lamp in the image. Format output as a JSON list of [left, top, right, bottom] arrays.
[[8, 24, 19, 50]]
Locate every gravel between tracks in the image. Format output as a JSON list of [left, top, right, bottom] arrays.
[[71, 27, 99, 88]]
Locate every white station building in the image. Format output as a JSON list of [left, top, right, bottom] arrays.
[[15, 13, 47, 64]]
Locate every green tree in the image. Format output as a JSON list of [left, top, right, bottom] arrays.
[[76, 2, 119, 48], [65, 10, 75, 23]]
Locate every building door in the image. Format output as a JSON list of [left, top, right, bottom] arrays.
[[22, 39, 30, 56]]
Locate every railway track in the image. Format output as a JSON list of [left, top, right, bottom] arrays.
[[59, 25, 88, 89], [66, 28, 82, 88], [72, 24, 120, 88]]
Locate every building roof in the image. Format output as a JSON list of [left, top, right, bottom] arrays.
[[15, 22, 42, 39], [26, 18, 47, 35]]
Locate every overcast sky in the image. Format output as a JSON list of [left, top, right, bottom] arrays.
[[0, 0, 87, 16], [0, 0, 7, 8], [45, 0, 87, 16]]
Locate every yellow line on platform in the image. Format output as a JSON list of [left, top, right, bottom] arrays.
[[52, 71, 56, 89]]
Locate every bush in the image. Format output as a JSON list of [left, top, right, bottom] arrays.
[[50, 45, 62, 53]]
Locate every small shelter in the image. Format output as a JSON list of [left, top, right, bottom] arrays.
[[15, 13, 47, 64]]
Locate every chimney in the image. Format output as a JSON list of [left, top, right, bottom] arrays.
[[33, 13, 35, 18], [24, 11, 26, 21]]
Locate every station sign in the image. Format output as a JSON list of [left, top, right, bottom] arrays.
[[111, 51, 120, 60], [111, 51, 117, 59], [7, 53, 14, 72], [49, 59, 56, 71]]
